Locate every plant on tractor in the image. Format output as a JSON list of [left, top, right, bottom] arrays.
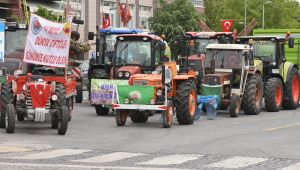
[[202, 44, 263, 117]]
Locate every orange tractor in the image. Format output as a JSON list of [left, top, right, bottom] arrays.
[[112, 34, 197, 128]]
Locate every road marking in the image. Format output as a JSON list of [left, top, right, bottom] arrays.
[[73, 152, 145, 163], [137, 154, 202, 165], [0, 162, 194, 170], [264, 123, 300, 131], [12, 149, 90, 160], [207, 156, 267, 168], [0, 145, 32, 153], [278, 162, 300, 170]]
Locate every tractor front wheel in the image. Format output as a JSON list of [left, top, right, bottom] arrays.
[[264, 78, 283, 112], [95, 105, 109, 115], [242, 75, 263, 115], [0, 84, 13, 128], [51, 113, 58, 129], [130, 111, 148, 123], [162, 101, 174, 128], [175, 80, 197, 125], [58, 106, 68, 135], [5, 104, 15, 134], [116, 110, 128, 126], [229, 95, 241, 117], [283, 67, 300, 110]]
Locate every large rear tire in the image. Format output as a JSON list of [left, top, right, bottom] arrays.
[[116, 110, 128, 126], [58, 106, 68, 135], [283, 67, 300, 110], [130, 111, 148, 123], [242, 74, 263, 115], [5, 104, 15, 134], [75, 83, 83, 103], [95, 105, 109, 115], [0, 84, 13, 128], [175, 80, 197, 125], [264, 78, 283, 112]]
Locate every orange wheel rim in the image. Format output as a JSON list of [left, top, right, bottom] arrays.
[[275, 84, 282, 107], [167, 106, 173, 126], [292, 75, 300, 103], [189, 90, 196, 116]]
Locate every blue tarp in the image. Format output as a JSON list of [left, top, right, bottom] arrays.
[[196, 95, 218, 120]]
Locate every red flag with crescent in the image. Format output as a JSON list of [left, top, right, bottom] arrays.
[[29, 83, 51, 108], [102, 13, 110, 29], [221, 20, 233, 32]]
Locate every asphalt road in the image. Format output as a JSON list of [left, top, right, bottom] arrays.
[[0, 97, 299, 170]]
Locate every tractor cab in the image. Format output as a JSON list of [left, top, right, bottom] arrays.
[[113, 34, 165, 79]]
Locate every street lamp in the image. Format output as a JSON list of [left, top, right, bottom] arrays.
[[262, 1, 272, 29]]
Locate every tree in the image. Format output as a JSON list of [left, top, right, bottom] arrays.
[[35, 6, 63, 22], [149, 0, 200, 58]]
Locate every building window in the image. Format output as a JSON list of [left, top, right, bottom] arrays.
[[190, 0, 204, 7]]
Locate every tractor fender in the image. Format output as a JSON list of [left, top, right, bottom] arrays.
[[171, 76, 196, 97], [280, 62, 299, 83]]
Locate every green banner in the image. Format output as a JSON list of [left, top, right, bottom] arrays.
[[117, 85, 155, 105], [90, 79, 128, 105]]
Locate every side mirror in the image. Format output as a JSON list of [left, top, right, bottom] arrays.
[[288, 37, 294, 48], [72, 19, 84, 25], [88, 32, 95, 40], [162, 65, 172, 85]]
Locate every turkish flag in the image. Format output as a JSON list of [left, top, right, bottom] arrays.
[[102, 13, 110, 29], [118, 3, 132, 26], [221, 20, 233, 32], [29, 83, 51, 108]]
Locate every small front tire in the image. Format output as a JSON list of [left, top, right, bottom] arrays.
[[58, 106, 68, 135], [6, 104, 15, 134], [162, 101, 174, 128], [116, 110, 128, 126], [229, 95, 241, 118]]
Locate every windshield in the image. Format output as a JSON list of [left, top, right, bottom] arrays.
[[5, 30, 27, 55], [190, 39, 218, 55], [116, 41, 151, 67], [106, 34, 118, 52], [253, 41, 276, 59], [205, 49, 243, 69]]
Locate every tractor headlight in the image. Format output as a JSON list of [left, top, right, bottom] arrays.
[[118, 72, 123, 78], [51, 95, 58, 101], [124, 98, 130, 104], [124, 72, 131, 78], [150, 98, 155, 105], [157, 89, 162, 96]]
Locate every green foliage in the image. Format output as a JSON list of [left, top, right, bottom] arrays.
[[35, 6, 63, 22], [149, 0, 200, 58], [203, 0, 300, 32]]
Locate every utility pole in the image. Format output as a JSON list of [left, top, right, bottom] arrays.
[[116, 0, 120, 27], [135, 0, 139, 28]]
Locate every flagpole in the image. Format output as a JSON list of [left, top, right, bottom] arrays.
[[126, 0, 128, 27]]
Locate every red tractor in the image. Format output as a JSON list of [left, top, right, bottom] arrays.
[[0, 63, 76, 135]]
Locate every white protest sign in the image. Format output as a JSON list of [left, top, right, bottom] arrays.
[[0, 22, 4, 62], [23, 14, 72, 68]]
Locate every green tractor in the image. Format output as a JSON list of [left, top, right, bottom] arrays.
[[238, 36, 300, 112]]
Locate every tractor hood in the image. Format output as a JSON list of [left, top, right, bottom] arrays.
[[131, 74, 162, 86], [118, 66, 141, 75], [27, 82, 51, 108]]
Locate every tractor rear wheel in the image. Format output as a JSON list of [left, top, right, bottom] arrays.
[[264, 78, 283, 112], [0, 84, 13, 128], [130, 111, 148, 123], [58, 106, 68, 135], [55, 83, 66, 106], [175, 80, 197, 125], [95, 105, 109, 115], [116, 110, 128, 126], [16, 101, 25, 121], [75, 82, 83, 103], [162, 101, 174, 128], [229, 95, 241, 117], [5, 104, 15, 134], [67, 97, 73, 121], [242, 74, 263, 115], [283, 67, 300, 110]]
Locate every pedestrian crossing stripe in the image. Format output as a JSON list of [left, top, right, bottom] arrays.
[[278, 162, 300, 170], [73, 152, 145, 163], [0, 145, 32, 153], [12, 149, 90, 160], [137, 154, 202, 165], [207, 156, 268, 169]]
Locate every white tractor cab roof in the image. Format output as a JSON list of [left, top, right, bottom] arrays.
[[206, 44, 251, 51]]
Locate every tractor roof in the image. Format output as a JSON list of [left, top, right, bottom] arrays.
[[116, 34, 163, 41], [186, 31, 233, 38], [206, 44, 251, 50], [238, 36, 286, 41]]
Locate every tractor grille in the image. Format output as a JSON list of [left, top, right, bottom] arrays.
[[26, 89, 51, 109], [203, 76, 221, 86], [133, 80, 149, 86], [188, 60, 202, 71]]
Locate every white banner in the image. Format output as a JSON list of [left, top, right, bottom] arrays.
[[0, 22, 4, 63], [23, 14, 72, 68]]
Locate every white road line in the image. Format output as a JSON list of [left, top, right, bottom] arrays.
[[0, 162, 195, 170], [137, 154, 202, 165], [12, 149, 90, 160], [207, 156, 267, 169], [278, 162, 300, 170], [73, 152, 145, 163]]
